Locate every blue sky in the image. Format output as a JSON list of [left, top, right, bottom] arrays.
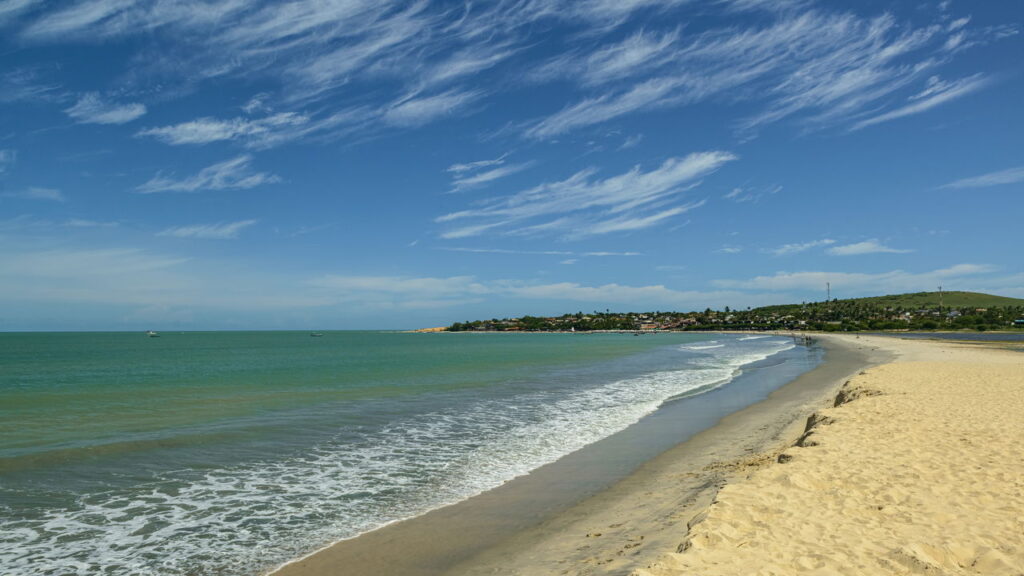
[[1, 0, 1022, 330]]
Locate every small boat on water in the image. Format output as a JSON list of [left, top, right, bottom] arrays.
[[146, 330, 159, 338], [310, 332, 324, 337]]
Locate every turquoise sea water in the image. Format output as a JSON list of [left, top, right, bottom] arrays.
[[1, 331, 800, 575]]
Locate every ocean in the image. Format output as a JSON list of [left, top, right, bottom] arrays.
[[0, 331, 810, 575]]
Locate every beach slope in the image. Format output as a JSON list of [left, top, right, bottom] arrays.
[[637, 335, 1024, 576]]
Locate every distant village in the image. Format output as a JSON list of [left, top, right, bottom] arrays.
[[447, 295, 1024, 333]]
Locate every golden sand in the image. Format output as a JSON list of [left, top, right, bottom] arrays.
[[636, 335, 1024, 576]]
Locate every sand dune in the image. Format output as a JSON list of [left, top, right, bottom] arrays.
[[635, 335, 1024, 576]]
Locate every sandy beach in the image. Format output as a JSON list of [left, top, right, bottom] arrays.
[[635, 334, 1024, 576]]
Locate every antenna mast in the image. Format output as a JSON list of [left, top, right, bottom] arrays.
[[826, 282, 831, 302], [938, 285, 943, 309]]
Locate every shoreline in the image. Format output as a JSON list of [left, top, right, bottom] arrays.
[[271, 334, 886, 576]]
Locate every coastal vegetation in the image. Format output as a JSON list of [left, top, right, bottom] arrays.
[[447, 291, 1024, 333]]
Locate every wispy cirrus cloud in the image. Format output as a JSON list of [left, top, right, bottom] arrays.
[[767, 238, 835, 256], [940, 165, 1024, 189], [0, 0, 41, 22], [0, 67, 60, 103], [1, 186, 64, 201], [527, 10, 993, 138], [138, 90, 477, 149], [723, 184, 782, 204], [158, 219, 258, 239], [382, 89, 482, 127], [714, 263, 997, 293], [12, 1, 995, 150], [437, 151, 736, 239], [449, 163, 532, 192], [441, 247, 641, 257], [826, 239, 913, 256], [65, 92, 146, 124], [526, 77, 685, 139], [448, 155, 508, 175], [21, 0, 246, 41], [566, 0, 690, 26], [136, 155, 279, 194], [446, 154, 531, 192], [137, 113, 310, 146], [850, 73, 990, 131], [65, 218, 118, 228], [531, 28, 680, 87]]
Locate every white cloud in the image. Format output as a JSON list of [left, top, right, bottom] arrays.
[[716, 245, 743, 254], [139, 106, 378, 150], [1, 186, 65, 201], [714, 263, 998, 294], [0, 67, 60, 103], [65, 218, 118, 227], [580, 202, 704, 236], [533, 28, 680, 87], [568, 0, 690, 25], [137, 113, 309, 146], [525, 10, 990, 138], [442, 247, 574, 256], [620, 134, 643, 149], [767, 238, 835, 256], [158, 219, 258, 239], [136, 155, 279, 194], [22, 0, 246, 40], [447, 155, 508, 174], [438, 151, 735, 239], [419, 45, 518, 89], [0, 0, 40, 22], [21, 0, 135, 39], [449, 162, 531, 192], [65, 92, 146, 124], [850, 73, 990, 130], [584, 251, 642, 257], [526, 77, 685, 139], [827, 239, 913, 256], [582, 28, 680, 85], [441, 247, 640, 257], [241, 93, 271, 114], [13, 1, 994, 151], [940, 165, 1024, 189], [383, 90, 482, 127]]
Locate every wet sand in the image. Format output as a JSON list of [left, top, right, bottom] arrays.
[[272, 335, 886, 576]]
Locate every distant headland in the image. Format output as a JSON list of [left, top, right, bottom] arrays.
[[438, 291, 1024, 333]]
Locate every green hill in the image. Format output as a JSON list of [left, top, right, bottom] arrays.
[[446, 291, 1024, 333], [755, 291, 1024, 314]]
